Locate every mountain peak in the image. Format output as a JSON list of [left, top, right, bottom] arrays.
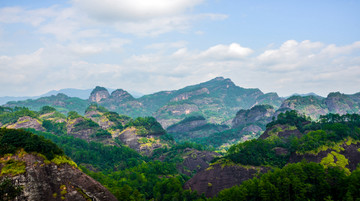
[[110, 89, 135, 102], [213, 76, 225, 81], [89, 86, 110, 103]]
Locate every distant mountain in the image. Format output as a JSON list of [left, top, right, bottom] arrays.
[[0, 96, 35, 105], [0, 88, 143, 105], [41, 88, 94, 99], [279, 92, 360, 120], [3, 78, 359, 135], [90, 77, 283, 128], [285, 92, 323, 99], [4, 93, 89, 114]]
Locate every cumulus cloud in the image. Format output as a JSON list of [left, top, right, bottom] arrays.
[[119, 40, 360, 96], [72, 0, 204, 21], [199, 43, 254, 60], [0, 4, 359, 99]]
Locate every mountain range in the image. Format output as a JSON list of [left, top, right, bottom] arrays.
[[0, 88, 143, 105], [3, 77, 360, 147]]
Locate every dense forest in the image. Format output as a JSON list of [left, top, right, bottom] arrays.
[[1, 104, 360, 200]]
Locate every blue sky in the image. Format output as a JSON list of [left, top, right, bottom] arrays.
[[0, 0, 359, 97]]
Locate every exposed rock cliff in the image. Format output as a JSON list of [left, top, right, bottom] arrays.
[[232, 105, 275, 129], [89, 86, 110, 103], [175, 148, 221, 176], [110, 89, 135, 102], [6, 116, 45, 131], [0, 153, 117, 201], [184, 163, 268, 197], [117, 127, 170, 156], [279, 92, 360, 120], [325, 92, 360, 114]]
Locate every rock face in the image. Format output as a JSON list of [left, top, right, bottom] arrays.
[[229, 105, 275, 140], [89, 86, 110, 103], [167, 117, 207, 133], [110, 89, 135, 102], [117, 127, 169, 155], [184, 164, 268, 197], [6, 116, 45, 131], [279, 92, 360, 120], [232, 105, 275, 129], [166, 116, 229, 142], [0, 153, 117, 201], [176, 148, 221, 176], [325, 92, 360, 114], [66, 117, 98, 141], [171, 88, 210, 102]]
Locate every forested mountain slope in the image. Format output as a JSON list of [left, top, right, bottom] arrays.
[[186, 111, 360, 199]]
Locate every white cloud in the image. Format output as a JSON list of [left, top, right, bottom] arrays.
[[72, 0, 204, 21], [199, 43, 254, 60], [113, 13, 227, 37], [119, 40, 360, 96]]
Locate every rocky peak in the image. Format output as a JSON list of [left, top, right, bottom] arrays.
[[110, 89, 135, 102], [89, 86, 110, 103], [210, 77, 235, 87]]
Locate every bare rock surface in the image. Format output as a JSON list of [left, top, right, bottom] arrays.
[[6, 116, 45, 131], [0, 153, 117, 201], [184, 163, 268, 197]]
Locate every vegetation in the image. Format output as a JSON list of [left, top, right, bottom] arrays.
[[125, 117, 166, 135], [225, 112, 360, 168], [266, 110, 310, 131], [0, 107, 39, 125], [212, 162, 360, 201], [28, 129, 142, 171], [0, 160, 26, 176], [0, 128, 63, 160], [2, 103, 360, 200]]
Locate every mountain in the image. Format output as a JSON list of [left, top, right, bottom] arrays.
[[89, 77, 283, 128], [0, 129, 117, 201], [3, 78, 359, 146], [0, 88, 143, 105], [42, 88, 94, 99], [4, 93, 89, 115], [185, 111, 360, 198], [0, 104, 171, 156], [280, 92, 360, 120], [0, 96, 35, 105], [285, 92, 323, 98]]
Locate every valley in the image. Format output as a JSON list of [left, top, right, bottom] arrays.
[[1, 77, 360, 200]]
